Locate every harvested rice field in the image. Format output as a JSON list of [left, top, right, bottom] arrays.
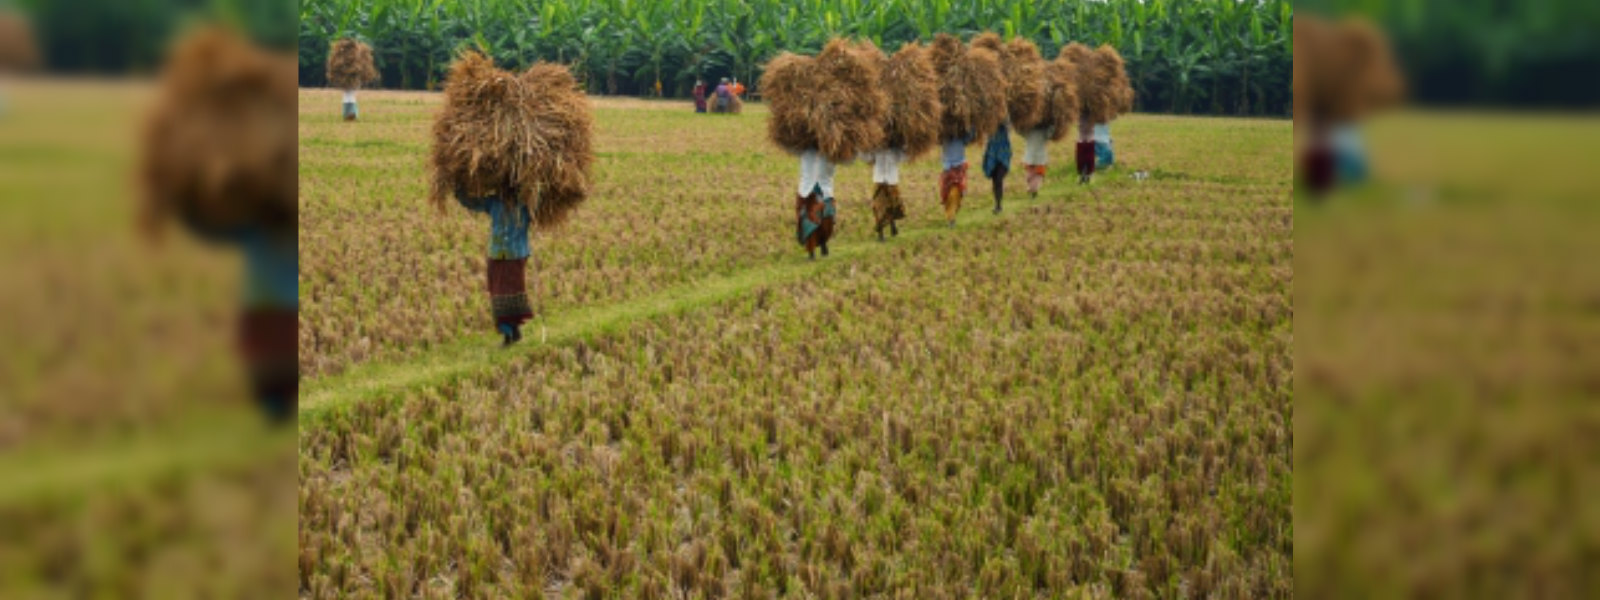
[[0, 79, 296, 598], [297, 89, 1293, 598]]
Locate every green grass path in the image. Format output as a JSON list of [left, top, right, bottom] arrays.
[[300, 188, 1092, 423]]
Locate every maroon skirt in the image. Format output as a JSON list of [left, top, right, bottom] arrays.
[[487, 258, 533, 326], [238, 308, 298, 417]]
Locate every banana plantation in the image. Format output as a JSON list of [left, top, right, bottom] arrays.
[[297, 0, 1294, 116]]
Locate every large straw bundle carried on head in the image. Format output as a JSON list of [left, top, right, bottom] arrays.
[[1293, 17, 1311, 127], [1000, 38, 1049, 130], [0, 11, 40, 72], [139, 28, 298, 235], [1034, 55, 1080, 142], [1060, 43, 1132, 125], [971, 33, 1046, 132], [1295, 15, 1405, 127], [326, 38, 380, 90], [879, 42, 942, 159], [1097, 46, 1135, 115], [429, 52, 594, 229], [760, 38, 888, 162], [930, 33, 1006, 144]]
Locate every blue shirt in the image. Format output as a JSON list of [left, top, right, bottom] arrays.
[[175, 214, 298, 310], [238, 230, 299, 309], [456, 190, 533, 260], [982, 124, 1012, 178], [941, 137, 970, 170]]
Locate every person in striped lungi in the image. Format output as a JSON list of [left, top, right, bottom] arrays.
[[456, 187, 535, 346]]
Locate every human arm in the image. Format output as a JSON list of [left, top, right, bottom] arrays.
[[454, 187, 496, 213]]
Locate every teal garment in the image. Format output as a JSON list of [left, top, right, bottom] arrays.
[[1331, 124, 1369, 184], [177, 216, 298, 310], [982, 124, 1012, 179], [796, 184, 834, 244], [343, 101, 358, 119], [1093, 123, 1114, 168], [238, 230, 299, 309], [456, 190, 533, 260]]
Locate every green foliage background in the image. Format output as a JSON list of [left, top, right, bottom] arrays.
[[6, 0, 295, 72], [295, 0, 1295, 116], [1299, 0, 1600, 107]]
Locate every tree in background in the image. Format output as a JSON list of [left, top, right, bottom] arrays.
[[295, 0, 1295, 117]]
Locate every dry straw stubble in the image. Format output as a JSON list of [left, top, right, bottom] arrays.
[[760, 39, 888, 162], [930, 33, 1006, 145], [139, 28, 298, 235], [326, 38, 380, 90], [879, 42, 942, 159], [429, 52, 594, 229]]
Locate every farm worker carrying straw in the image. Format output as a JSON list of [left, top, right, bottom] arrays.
[[692, 79, 708, 113], [1060, 43, 1134, 185], [865, 41, 940, 242], [326, 38, 379, 122], [864, 148, 906, 241], [938, 136, 970, 226], [929, 33, 1005, 227], [982, 123, 1012, 214], [761, 39, 887, 259], [713, 77, 733, 113], [796, 150, 839, 259], [1021, 129, 1049, 197], [971, 33, 1044, 213], [731, 78, 746, 97], [455, 187, 535, 345], [139, 28, 299, 423], [1293, 14, 1403, 195], [429, 52, 595, 347], [1020, 47, 1081, 198]]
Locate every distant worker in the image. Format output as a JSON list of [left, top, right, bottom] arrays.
[[712, 77, 733, 113], [982, 123, 1012, 214], [731, 78, 746, 97], [938, 134, 971, 227], [692, 79, 708, 113]]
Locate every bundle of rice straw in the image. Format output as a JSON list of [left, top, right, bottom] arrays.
[[1059, 43, 1133, 125], [972, 33, 1047, 132], [139, 28, 298, 235], [1100, 46, 1136, 115], [429, 52, 593, 229], [729, 94, 744, 114], [1293, 18, 1310, 127], [1034, 55, 1081, 142], [326, 38, 380, 90], [0, 10, 40, 73], [1295, 14, 1404, 126], [759, 38, 888, 162], [930, 33, 1006, 144], [879, 42, 942, 159]]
